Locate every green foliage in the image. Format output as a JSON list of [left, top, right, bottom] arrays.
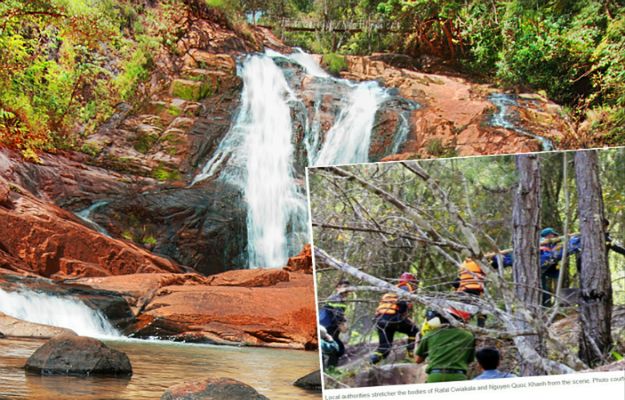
[[0, 0, 176, 156], [152, 164, 181, 181], [322, 53, 348, 75]]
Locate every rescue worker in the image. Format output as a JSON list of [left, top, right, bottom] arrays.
[[415, 308, 476, 383], [319, 279, 351, 368], [369, 272, 419, 364], [453, 258, 487, 327], [540, 227, 561, 306]]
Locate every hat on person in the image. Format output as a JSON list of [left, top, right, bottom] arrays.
[[540, 227, 559, 238]]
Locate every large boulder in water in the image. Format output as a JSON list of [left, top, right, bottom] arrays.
[[161, 377, 269, 400], [25, 334, 132, 376], [293, 370, 321, 392]]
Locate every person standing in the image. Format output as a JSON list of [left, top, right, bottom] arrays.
[[319, 279, 351, 368], [369, 273, 419, 364], [415, 308, 476, 383]]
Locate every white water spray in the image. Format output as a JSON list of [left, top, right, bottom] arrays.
[[0, 288, 120, 338], [75, 200, 110, 237], [314, 82, 388, 166], [193, 49, 400, 268], [490, 93, 554, 151]]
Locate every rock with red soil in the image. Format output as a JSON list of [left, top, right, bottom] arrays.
[[161, 377, 269, 400], [0, 179, 13, 208], [25, 333, 132, 376], [207, 268, 289, 287], [129, 272, 317, 349], [284, 244, 313, 274], [341, 55, 566, 157], [69, 269, 317, 349], [0, 177, 183, 279], [0, 312, 75, 338]]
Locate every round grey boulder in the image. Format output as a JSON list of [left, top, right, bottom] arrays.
[[25, 333, 132, 376]]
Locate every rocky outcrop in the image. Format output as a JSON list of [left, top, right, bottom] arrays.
[[161, 377, 269, 400], [341, 55, 567, 157], [73, 268, 317, 349], [0, 312, 75, 338], [25, 333, 132, 376], [0, 176, 183, 278], [95, 179, 248, 275], [293, 370, 322, 392], [284, 244, 313, 274]]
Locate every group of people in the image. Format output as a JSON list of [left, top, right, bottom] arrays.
[[319, 271, 512, 382], [318, 222, 625, 382]]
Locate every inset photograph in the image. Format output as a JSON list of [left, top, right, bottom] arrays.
[[309, 148, 625, 389]]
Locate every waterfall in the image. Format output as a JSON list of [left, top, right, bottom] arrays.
[[489, 93, 554, 151], [193, 49, 406, 268], [0, 288, 120, 338], [75, 200, 110, 237], [314, 82, 388, 166]]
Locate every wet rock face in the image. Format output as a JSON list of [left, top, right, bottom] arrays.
[[25, 334, 132, 376], [161, 377, 269, 400], [98, 179, 248, 275]]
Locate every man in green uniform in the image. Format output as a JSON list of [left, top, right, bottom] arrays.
[[415, 309, 476, 383]]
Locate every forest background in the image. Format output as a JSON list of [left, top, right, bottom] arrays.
[[310, 147, 625, 385], [1, 0, 625, 160]]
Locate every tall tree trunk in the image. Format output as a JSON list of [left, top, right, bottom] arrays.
[[512, 154, 545, 375], [574, 150, 612, 367]]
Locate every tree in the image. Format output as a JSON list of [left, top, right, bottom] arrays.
[[511, 153, 545, 375], [574, 149, 612, 367]]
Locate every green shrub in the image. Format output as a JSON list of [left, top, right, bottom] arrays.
[[322, 53, 348, 76]]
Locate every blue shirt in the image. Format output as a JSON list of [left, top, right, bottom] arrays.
[[473, 369, 516, 380]]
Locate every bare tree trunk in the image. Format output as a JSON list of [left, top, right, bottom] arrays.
[[574, 150, 612, 367], [512, 154, 545, 375]]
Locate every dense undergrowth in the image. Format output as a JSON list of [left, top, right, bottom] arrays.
[[2, 0, 624, 158], [0, 0, 185, 160]]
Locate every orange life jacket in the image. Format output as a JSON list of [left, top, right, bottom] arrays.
[[376, 282, 415, 315], [457, 259, 485, 292]]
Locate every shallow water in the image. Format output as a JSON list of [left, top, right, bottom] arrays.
[[0, 337, 321, 399]]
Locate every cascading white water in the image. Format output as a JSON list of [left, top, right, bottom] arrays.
[[490, 93, 554, 151], [194, 55, 308, 268], [193, 49, 398, 268], [75, 200, 110, 237], [314, 82, 388, 166], [0, 288, 120, 338]]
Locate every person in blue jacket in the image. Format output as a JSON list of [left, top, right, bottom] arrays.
[[490, 227, 581, 306]]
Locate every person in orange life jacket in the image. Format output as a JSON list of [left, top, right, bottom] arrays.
[[416, 308, 475, 383], [319, 279, 351, 368], [369, 272, 419, 364], [452, 258, 487, 327]]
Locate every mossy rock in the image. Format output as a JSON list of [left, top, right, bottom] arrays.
[[170, 79, 210, 101]]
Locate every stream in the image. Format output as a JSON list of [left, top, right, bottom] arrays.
[[0, 337, 319, 400]]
